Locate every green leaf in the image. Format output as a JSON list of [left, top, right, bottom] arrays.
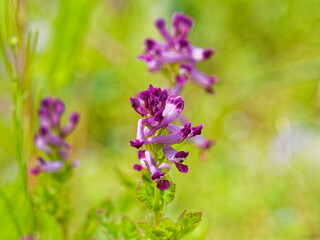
[[176, 212, 202, 238], [97, 199, 114, 225], [138, 222, 154, 239], [136, 174, 155, 211], [103, 221, 119, 239], [136, 172, 175, 212], [152, 218, 180, 239], [120, 216, 141, 240], [160, 179, 175, 206], [139, 212, 202, 240], [112, 162, 136, 189], [74, 208, 98, 239]]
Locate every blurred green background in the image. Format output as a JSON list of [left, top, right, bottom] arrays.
[[1, 0, 320, 239]]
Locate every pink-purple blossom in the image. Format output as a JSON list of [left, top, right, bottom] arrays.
[[130, 85, 203, 190], [138, 12, 218, 94], [30, 97, 79, 175]]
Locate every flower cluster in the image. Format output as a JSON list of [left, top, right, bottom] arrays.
[[30, 97, 79, 175], [130, 85, 203, 190], [138, 13, 218, 94]]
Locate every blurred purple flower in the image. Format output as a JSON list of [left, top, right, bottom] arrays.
[[29, 157, 64, 175], [20, 235, 36, 240], [31, 97, 79, 175], [138, 13, 218, 93]]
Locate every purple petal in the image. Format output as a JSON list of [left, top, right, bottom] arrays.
[[142, 151, 165, 181], [133, 164, 143, 171], [20, 235, 36, 240], [159, 162, 171, 171], [138, 55, 162, 72], [146, 95, 184, 137], [155, 18, 174, 45], [34, 135, 51, 154], [130, 139, 145, 149], [156, 179, 170, 190], [189, 135, 214, 149], [170, 74, 188, 96], [51, 99, 65, 128], [190, 46, 214, 61], [29, 168, 40, 175], [178, 115, 214, 149], [130, 119, 147, 148], [130, 97, 148, 116], [189, 124, 204, 137], [159, 50, 190, 63], [145, 122, 191, 145], [174, 162, 188, 173], [180, 64, 218, 92], [72, 159, 80, 167], [60, 112, 79, 137], [137, 150, 147, 168], [46, 133, 70, 149], [33, 157, 64, 174], [58, 149, 69, 160], [162, 144, 189, 173], [172, 13, 194, 42], [39, 160, 63, 173]]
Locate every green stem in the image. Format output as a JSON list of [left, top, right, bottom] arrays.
[[61, 222, 68, 240], [11, 78, 36, 233], [153, 185, 162, 225]]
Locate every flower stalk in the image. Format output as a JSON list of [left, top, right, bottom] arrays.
[[0, 0, 38, 234], [153, 185, 162, 225]]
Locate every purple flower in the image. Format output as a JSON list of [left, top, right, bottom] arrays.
[[180, 63, 218, 94], [162, 145, 189, 173], [170, 74, 187, 96], [130, 85, 188, 148], [138, 13, 217, 93], [31, 97, 80, 175], [131, 85, 168, 117], [165, 122, 204, 139], [20, 235, 36, 240], [145, 94, 184, 136], [130, 85, 204, 189], [134, 150, 170, 190], [144, 122, 191, 145], [60, 112, 79, 137], [178, 115, 214, 150], [30, 157, 64, 175], [130, 119, 146, 148], [171, 13, 193, 42]]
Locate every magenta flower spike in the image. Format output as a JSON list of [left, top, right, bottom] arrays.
[[130, 85, 204, 190], [133, 13, 217, 190], [31, 97, 80, 175], [138, 12, 218, 93]]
